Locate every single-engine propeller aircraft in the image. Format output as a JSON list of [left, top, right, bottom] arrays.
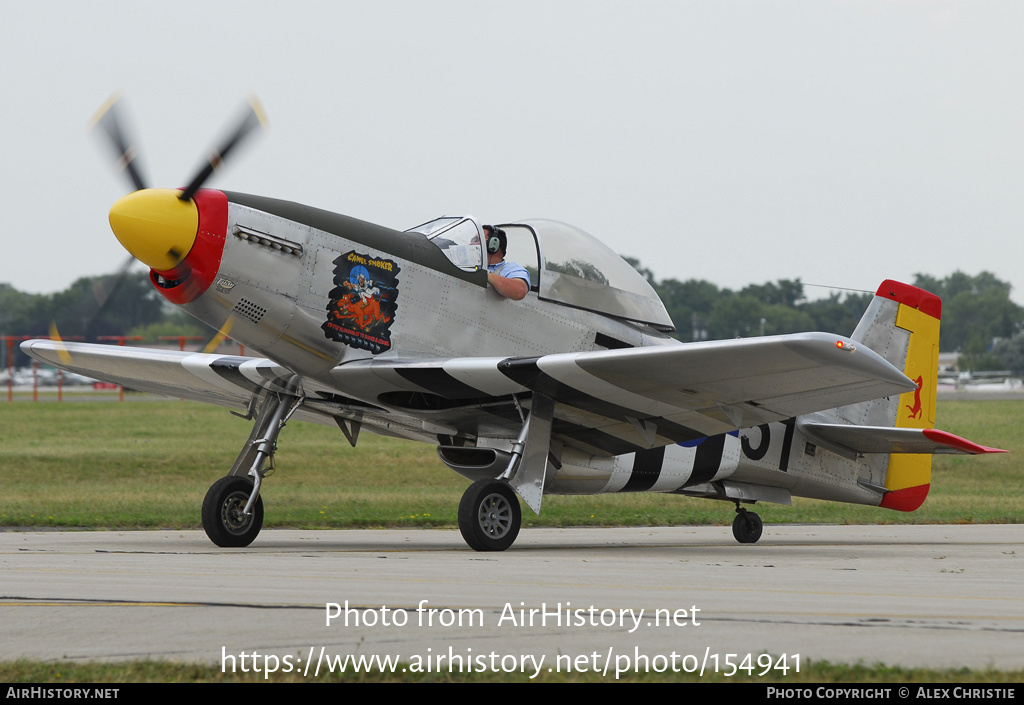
[[23, 97, 1003, 551]]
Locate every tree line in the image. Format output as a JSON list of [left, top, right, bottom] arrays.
[[2, 267, 1022, 372], [628, 260, 1023, 372], [0, 272, 207, 367]]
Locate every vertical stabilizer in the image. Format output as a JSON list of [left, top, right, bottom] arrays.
[[850, 280, 941, 511]]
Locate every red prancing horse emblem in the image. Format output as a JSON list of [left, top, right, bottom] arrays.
[[905, 376, 924, 419]]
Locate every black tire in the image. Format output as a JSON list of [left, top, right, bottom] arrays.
[[202, 475, 264, 547], [458, 479, 522, 552], [732, 510, 763, 544]]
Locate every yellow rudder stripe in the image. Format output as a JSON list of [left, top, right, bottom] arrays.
[[879, 283, 941, 511]]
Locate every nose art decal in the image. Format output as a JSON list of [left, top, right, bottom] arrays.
[[322, 251, 400, 354]]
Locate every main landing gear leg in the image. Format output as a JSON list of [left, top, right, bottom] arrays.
[[731, 504, 763, 544], [202, 378, 303, 547], [457, 394, 555, 552]]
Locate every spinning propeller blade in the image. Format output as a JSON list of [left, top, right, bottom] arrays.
[[202, 316, 235, 354], [48, 261, 142, 352], [179, 96, 267, 202], [47, 321, 72, 366], [90, 93, 148, 192], [84, 255, 138, 333]]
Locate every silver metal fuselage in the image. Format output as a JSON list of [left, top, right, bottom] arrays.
[[167, 193, 887, 508], [185, 197, 676, 394]]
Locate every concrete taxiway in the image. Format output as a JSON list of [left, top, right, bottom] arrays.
[[1, 525, 1021, 675]]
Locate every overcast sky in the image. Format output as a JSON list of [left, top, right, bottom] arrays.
[[2, 1, 1022, 304]]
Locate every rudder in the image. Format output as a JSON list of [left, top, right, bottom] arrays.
[[850, 280, 941, 511]]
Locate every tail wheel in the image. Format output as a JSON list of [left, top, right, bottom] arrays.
[[458, 479, 522, 552], [202, 475, 264, 547], [732, 508, 763, 544]]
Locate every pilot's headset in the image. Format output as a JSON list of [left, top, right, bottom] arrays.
[[483, 225, 506, 256]]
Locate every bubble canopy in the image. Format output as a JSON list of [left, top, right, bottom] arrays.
[[408, 216, 674, 330]]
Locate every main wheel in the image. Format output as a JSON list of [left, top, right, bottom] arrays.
[[458, 479, 522, 552], [202, 475, 264, 547], [732, 509, 763, 544]]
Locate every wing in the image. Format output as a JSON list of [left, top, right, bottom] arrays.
[[20, 340, 297, 409], [20, 340, 416, 439], [330, 332, 916, 455], [25, 332, 915, 456]]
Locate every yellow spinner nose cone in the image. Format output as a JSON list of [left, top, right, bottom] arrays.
[[108, 189, 199, 271]]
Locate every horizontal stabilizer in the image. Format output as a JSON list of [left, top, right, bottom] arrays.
[[799, 420, 1006, 456]]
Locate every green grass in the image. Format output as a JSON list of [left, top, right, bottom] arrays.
[[0, 399, 1020, 529]]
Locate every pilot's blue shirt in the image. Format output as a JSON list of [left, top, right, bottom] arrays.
[[488, 260, 531, 288]]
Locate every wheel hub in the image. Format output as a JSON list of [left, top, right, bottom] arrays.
[[478, 493, 512, 538], [221, 492, 253, 535]]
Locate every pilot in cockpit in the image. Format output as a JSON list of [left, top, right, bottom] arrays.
[[481, 225, 530, 301]]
